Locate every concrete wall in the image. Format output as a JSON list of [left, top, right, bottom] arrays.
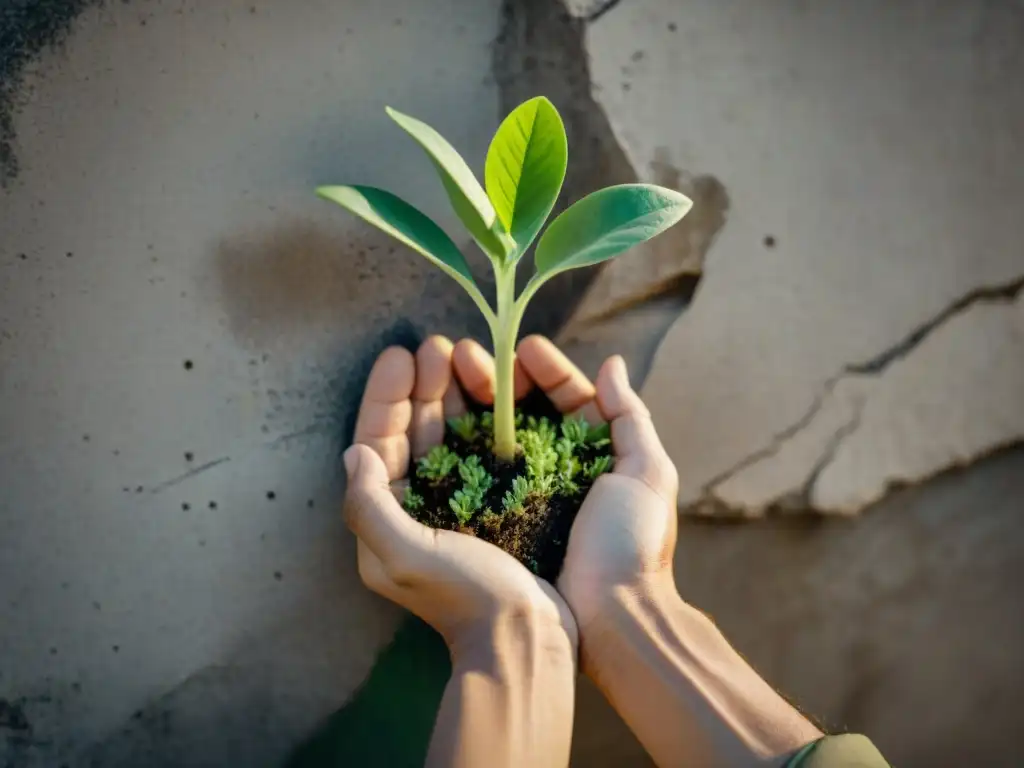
[[2, 1, 1023, 765]]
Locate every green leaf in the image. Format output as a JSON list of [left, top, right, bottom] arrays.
[[316, 184, 481, 295], [485, 96, 567, 257], [386, 106, 511, 260], [533, 183, 692, 279]]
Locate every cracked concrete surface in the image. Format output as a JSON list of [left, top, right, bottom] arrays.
[[585, 0, 1024, 514], [706, 279, 1024, 515], [3, 0, 1024, 765]]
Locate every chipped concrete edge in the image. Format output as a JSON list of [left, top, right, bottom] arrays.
[[684, 276, 1024, 518]]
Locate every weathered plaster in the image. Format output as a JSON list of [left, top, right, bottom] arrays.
[[585, 0, 1024, 514], [4, 0, 1024, 765], [0, 1, 511, 763]]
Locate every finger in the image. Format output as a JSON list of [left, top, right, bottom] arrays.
[[517, 335, 600, 421], [453, 339, 495, 404], [443, 376, 468, 420], [343, 444, 432, 571], [595, 355, 678, 503], [354, 346, 415, 479], [359, 436, 410, 483], [513, 357, 533, 400], [452, 339, 531, 404], [412, 336, 454, 458]]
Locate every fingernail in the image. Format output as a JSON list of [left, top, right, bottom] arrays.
[[343, 446, 360, 477]]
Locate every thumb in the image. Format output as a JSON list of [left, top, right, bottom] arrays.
[[343, 443, 426, 563], [595, 356, 678, 504]]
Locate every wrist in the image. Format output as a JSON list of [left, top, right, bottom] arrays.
[[577, 573, 682, 669], [583, 580, 821, 766], [449, 605, 578, 676]]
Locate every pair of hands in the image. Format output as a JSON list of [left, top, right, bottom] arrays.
[[342, 334, 679, 661]]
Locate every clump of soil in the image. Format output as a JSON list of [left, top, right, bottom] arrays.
[[403, 399, 613, 583]]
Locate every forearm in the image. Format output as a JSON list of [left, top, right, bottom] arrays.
[[583, 577, 821, 768], [427, 614, 577, 768]]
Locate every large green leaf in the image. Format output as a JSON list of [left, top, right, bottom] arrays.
[[533, 184, 692, 279], [484, 96, 567, 257], [386, 107, 510, 260], [316, 184, 477, 288]]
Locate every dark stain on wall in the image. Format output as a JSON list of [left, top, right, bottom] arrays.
[[0, 0, 102, 184]]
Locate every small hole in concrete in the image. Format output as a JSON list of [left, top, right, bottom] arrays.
[[66, 251, 73, 258], [50, 647, 57, 655], [273, 571, 283, 581], [667, 21, 677, 32], [112, 645, 120, 653], [82, 434, 90, 442], [183, 360, 193, 370], [18, 253, 27, 260], [184, 452, 194, 461], [307, 499, 314, 508], [182, 503, 190, 511], [763, 235, 777, 248], [266, 491, 276, 501], [208, 501, 217, 510], [135, 486, 144, 493]]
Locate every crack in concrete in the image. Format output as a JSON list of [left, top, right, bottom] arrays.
[[698, 272, 1024, 513], [788, 398, 865, 510], [845, 275, 1024, 375], [581, 0, 622, 23], [149, 456, 231, 495], [702, 376, 841, 497]]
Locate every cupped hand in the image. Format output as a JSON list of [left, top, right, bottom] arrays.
[[459, 335, 679, 634], [343, 336, 576, 656]]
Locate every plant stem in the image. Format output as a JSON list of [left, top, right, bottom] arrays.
[[492, 266, 520, 461]]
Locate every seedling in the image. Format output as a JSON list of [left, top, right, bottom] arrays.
[[416, 445, 459, 483], [318, 97, 691, 462]]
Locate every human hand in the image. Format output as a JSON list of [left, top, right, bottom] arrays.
[[343, 336, 577, 657], [555, 351, 679, 632], [459, 337, 829, 766], [455, 334, 679, 632]]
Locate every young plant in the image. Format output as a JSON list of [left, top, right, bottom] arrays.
[[448, 456, 494, 524], [501, 475, 530, 515], [403, 487, 425, 512], [416, 444, 459, 482], [447, 412, 479, 443], [583, 455, 613, 482], [319, 97, 692, 461]]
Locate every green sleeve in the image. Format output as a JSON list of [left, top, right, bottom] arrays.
[[786, 735, 891, 768]]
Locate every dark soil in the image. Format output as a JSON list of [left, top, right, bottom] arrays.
[[406, 395, 610, 583]]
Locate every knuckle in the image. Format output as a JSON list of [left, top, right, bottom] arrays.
[[639, 453, 678, 500]]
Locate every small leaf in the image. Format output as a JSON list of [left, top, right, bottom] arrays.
[[386, 106, 510, 259], [533, 184, 692, 279], [316, 184, 477, 291], [485, 96, 567, 257]]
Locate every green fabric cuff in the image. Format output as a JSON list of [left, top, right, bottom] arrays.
[[785, 734, 890, 768]]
